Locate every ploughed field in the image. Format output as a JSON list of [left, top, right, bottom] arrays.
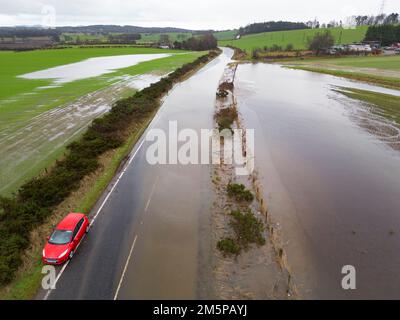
[[0, 47, 204, 195]]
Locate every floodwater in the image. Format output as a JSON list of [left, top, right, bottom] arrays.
[[0, 73, 164, 195], [41, 48, 234, 300], [235, 63, 400, 299], [19, 54, 170, 84]]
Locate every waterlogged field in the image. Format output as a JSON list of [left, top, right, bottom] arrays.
[[283, 55, 400, 90], [295, 55, 400, 70], [218, 26, 368, 51], [0, 47, 205, 195]]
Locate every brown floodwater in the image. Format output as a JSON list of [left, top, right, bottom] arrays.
[[235, 63, 400, 299]]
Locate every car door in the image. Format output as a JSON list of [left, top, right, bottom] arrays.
[[71, 218, 84, 249]]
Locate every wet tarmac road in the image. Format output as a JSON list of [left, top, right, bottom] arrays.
[[38, 48, 233, 300]]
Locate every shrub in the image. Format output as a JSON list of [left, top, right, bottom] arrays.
[[227, 183, 254, 202], [217, 238, 241, 256], [230, 210, 266, 248], [215, 107, 238, 132]]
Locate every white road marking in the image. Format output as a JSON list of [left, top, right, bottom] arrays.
[[145, 176, 159, 212], [114, 235, 138, 300], [43, 138, 145, 300], [90, 139, 145, 225]]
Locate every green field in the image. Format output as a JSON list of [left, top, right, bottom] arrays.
[[138, 32, 193, 43], [218, 26, 368, 51], [303, 55, 400, 70], [213, 30, 237, 40], [0, 47, 204, 195]]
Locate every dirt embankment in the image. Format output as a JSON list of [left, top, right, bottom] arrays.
[[210, 62, 297, 299]]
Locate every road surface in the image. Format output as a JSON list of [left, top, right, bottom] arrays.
[[37, 48, 233, 300]]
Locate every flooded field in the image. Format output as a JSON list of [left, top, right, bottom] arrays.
[[0, 71, 164, 195], [20, 54, 170, 85], [235, 63, 400, 299]]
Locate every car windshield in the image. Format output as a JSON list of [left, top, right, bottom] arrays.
[[48, 230, 73, 245]]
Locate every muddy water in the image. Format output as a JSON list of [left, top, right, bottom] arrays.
[[235, 63, 400, 299]]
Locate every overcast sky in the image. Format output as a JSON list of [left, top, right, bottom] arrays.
[[0, 0, 397, 30]]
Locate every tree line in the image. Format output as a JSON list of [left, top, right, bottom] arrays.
[[238, 21, 309, 36], [365, 24, 400, 46], [351, 13, 399, 26], [173, 33, 217, 51]]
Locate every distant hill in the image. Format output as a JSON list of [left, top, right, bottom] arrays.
[[56, 25, 194, 34], [0, 25, 197, 37]]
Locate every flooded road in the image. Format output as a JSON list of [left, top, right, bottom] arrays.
[[235, 63, 400, 299], [42, 48, 233, 300]]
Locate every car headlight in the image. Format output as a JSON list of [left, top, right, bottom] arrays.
[[58, 249, 69, 259]]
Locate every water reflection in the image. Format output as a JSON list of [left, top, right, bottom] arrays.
[[235, 63, 400, 299]]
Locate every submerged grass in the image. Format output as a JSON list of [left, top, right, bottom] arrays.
[[335, 87, 400, 125], [288, 66, 400, 90]]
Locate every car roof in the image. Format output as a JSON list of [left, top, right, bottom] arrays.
[[56, 213, 85, 230]]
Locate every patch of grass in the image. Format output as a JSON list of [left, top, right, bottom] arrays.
[[217, 238, 241, 256], [227, 183, 254, 202], [230, 210, 266, 249], [219, 26, 368, 52], [213, 30, 238, 41]]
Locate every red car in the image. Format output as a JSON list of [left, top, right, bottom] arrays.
[[43, 213, 90, 265]]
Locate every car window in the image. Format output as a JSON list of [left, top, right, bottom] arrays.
[[73, 218, 84, 238], [49, 230, 73, 245]]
